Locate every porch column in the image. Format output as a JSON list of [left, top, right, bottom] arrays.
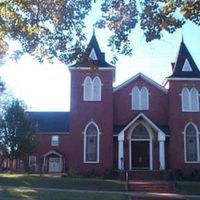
[[118, 132, 124, 170], [158, 132, 166, 170]]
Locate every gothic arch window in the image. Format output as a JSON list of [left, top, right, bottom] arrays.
[[132, 124, 150, 140], [93, 76, 101, 101], [83, 76, 102, 101], [181, 88, 190, 111], [141, 87, 149, 110], [131, 86, 149, 110], [84, 122, 100, 163], [184, 123, 199, 162], [181, 87, 199, 112], [190, 88, 199, 111], [132, 86, 140, 110], [83, 76, 92, 101]]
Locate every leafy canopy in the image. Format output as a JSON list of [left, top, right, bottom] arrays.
[[0, 0, 199, 64], [0, 99, 38, 160]]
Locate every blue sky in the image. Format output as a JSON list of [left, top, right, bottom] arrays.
[[0, 20, 199, 111]]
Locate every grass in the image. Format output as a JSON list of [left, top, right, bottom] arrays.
[[0, 174, 124, 191], [0, 187, 129, 200], [176, 181, 200, 195], [0, 174, 128, 199]]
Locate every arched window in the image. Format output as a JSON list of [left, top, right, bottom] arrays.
[[84, 122, 100, 163], [184, 123, 199, 162], [141, 87, 149, 110], [132, 124, 150, 140], [93, 77, 101, 101], [131, 86, 149, 110], [181, 87, 199, 112], [181, 88, 190, 111], [132, 86, 140, 110], [83, 76, 92, 101], [190, 88, 199, 111]]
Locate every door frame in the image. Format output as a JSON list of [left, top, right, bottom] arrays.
[[128, 122, 153, 170], [129, 139, 152, 170], [48, 157, 62, 173]]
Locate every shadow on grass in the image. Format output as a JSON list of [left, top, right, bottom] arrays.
[[0, 187, 129, 200]]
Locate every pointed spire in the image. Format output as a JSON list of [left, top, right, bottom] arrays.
[[70, 30, 115, 69], [169, 40, 200, 78], [92, 25, 95, 36]]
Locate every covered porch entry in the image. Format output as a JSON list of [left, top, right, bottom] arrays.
[[42, 150, 64, 173], [118, 113, 166, 171]]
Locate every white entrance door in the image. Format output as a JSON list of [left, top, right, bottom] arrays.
[[49, 157, 62, 172]]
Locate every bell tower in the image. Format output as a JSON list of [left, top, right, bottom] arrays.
[[68, 32, 115, 173], [167, 40, 200, 170]]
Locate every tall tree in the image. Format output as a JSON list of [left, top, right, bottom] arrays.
[[0, 99, 38, 167], [0, 0, 199, 63]]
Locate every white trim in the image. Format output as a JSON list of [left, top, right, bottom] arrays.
[[181, 87, 199, 112], [114, 73, 168, 93], [167, 78, 200, 81], [119, 113, 166, 138], [128, 122, 153, 170], [83, 121, 100, 164], [43, 150, 63, 158], [131, 86, 149, 110], [83, 76, 102, 101], [118, 139, 124, 170], [89, 48, 98, 60], [183, 122, 200, 163], [69, 67, 115, 70]]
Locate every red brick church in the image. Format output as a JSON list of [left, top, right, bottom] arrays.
[[28, 34, 200, 174]]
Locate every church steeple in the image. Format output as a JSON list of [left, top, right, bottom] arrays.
[[71, 32, 115, 69], [169, 41, 200, 78]]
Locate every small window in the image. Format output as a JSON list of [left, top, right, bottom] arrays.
[[182, 59, 192, 72], [29, 156, 36, 167], [51, 136, 59, 146], [89, 48, 98, 60]]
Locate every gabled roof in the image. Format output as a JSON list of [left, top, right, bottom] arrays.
[[114, 73, 168, 93], [28, 112, 69, 133], [43, 150, 64, 158], [168, 41, 200, 78], [70, 32, 115, 69], [114, 113, 169, 136]]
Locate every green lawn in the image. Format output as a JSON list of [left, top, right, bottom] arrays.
[[0, 174, 128, 200], [0, 174, 124, 191], [0, 187, 129, 200], [176, 181, 200, 195]]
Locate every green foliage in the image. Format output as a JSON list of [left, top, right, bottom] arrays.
[[0, 0, 199, 63], [0, 99, 38, 160]]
